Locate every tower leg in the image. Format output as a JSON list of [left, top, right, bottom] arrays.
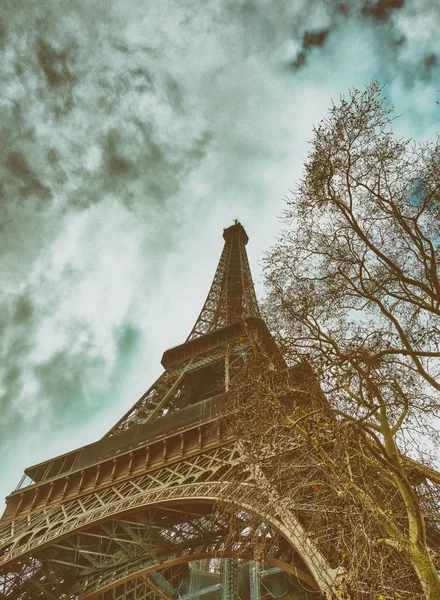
[[250, 561, 261, 600], [189, 560, 201, 598], [222, 557, 238, 600]]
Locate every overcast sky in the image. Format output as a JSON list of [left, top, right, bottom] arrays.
[[1, 0, 439, 505]]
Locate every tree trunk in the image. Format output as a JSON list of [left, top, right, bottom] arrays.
[[409, 544, 440, 600]]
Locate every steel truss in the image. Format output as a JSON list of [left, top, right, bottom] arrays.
[[0, 223, 339, 599], [187, 222, 260, 341], [1, 441, 340, 598]]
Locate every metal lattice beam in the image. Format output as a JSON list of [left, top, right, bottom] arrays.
[[1, 441, 339, 597], [187, 222, 260, 341]]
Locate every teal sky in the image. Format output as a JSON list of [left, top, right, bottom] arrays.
[[1, 0, 439, 504]]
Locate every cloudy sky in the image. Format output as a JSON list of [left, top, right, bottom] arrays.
[[0, 0, 439, 504]]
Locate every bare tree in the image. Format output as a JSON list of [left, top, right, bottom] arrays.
[[228, 83, 440, 598]]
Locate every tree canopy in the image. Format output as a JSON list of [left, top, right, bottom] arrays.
[[231, 82, 440, 599]]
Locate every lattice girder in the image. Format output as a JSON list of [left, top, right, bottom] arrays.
[[187, 222, 260, 341], [0, 499, 309, 600], [1, 441, 343, 599]]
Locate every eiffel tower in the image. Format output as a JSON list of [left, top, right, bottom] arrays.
[[0, 222, 343, 600]]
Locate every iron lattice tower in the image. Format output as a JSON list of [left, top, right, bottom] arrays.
[[0, 222, 342, 600]]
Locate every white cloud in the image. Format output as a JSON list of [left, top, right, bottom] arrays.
[[0, 0, 439, 504]]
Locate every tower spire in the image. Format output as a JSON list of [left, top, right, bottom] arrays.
[[99, 221, 267, 437], [187, 221, 260, 341]]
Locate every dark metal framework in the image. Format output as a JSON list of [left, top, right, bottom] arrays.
[[187, 222, 260, 341], [0, 222, 338, 599]]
